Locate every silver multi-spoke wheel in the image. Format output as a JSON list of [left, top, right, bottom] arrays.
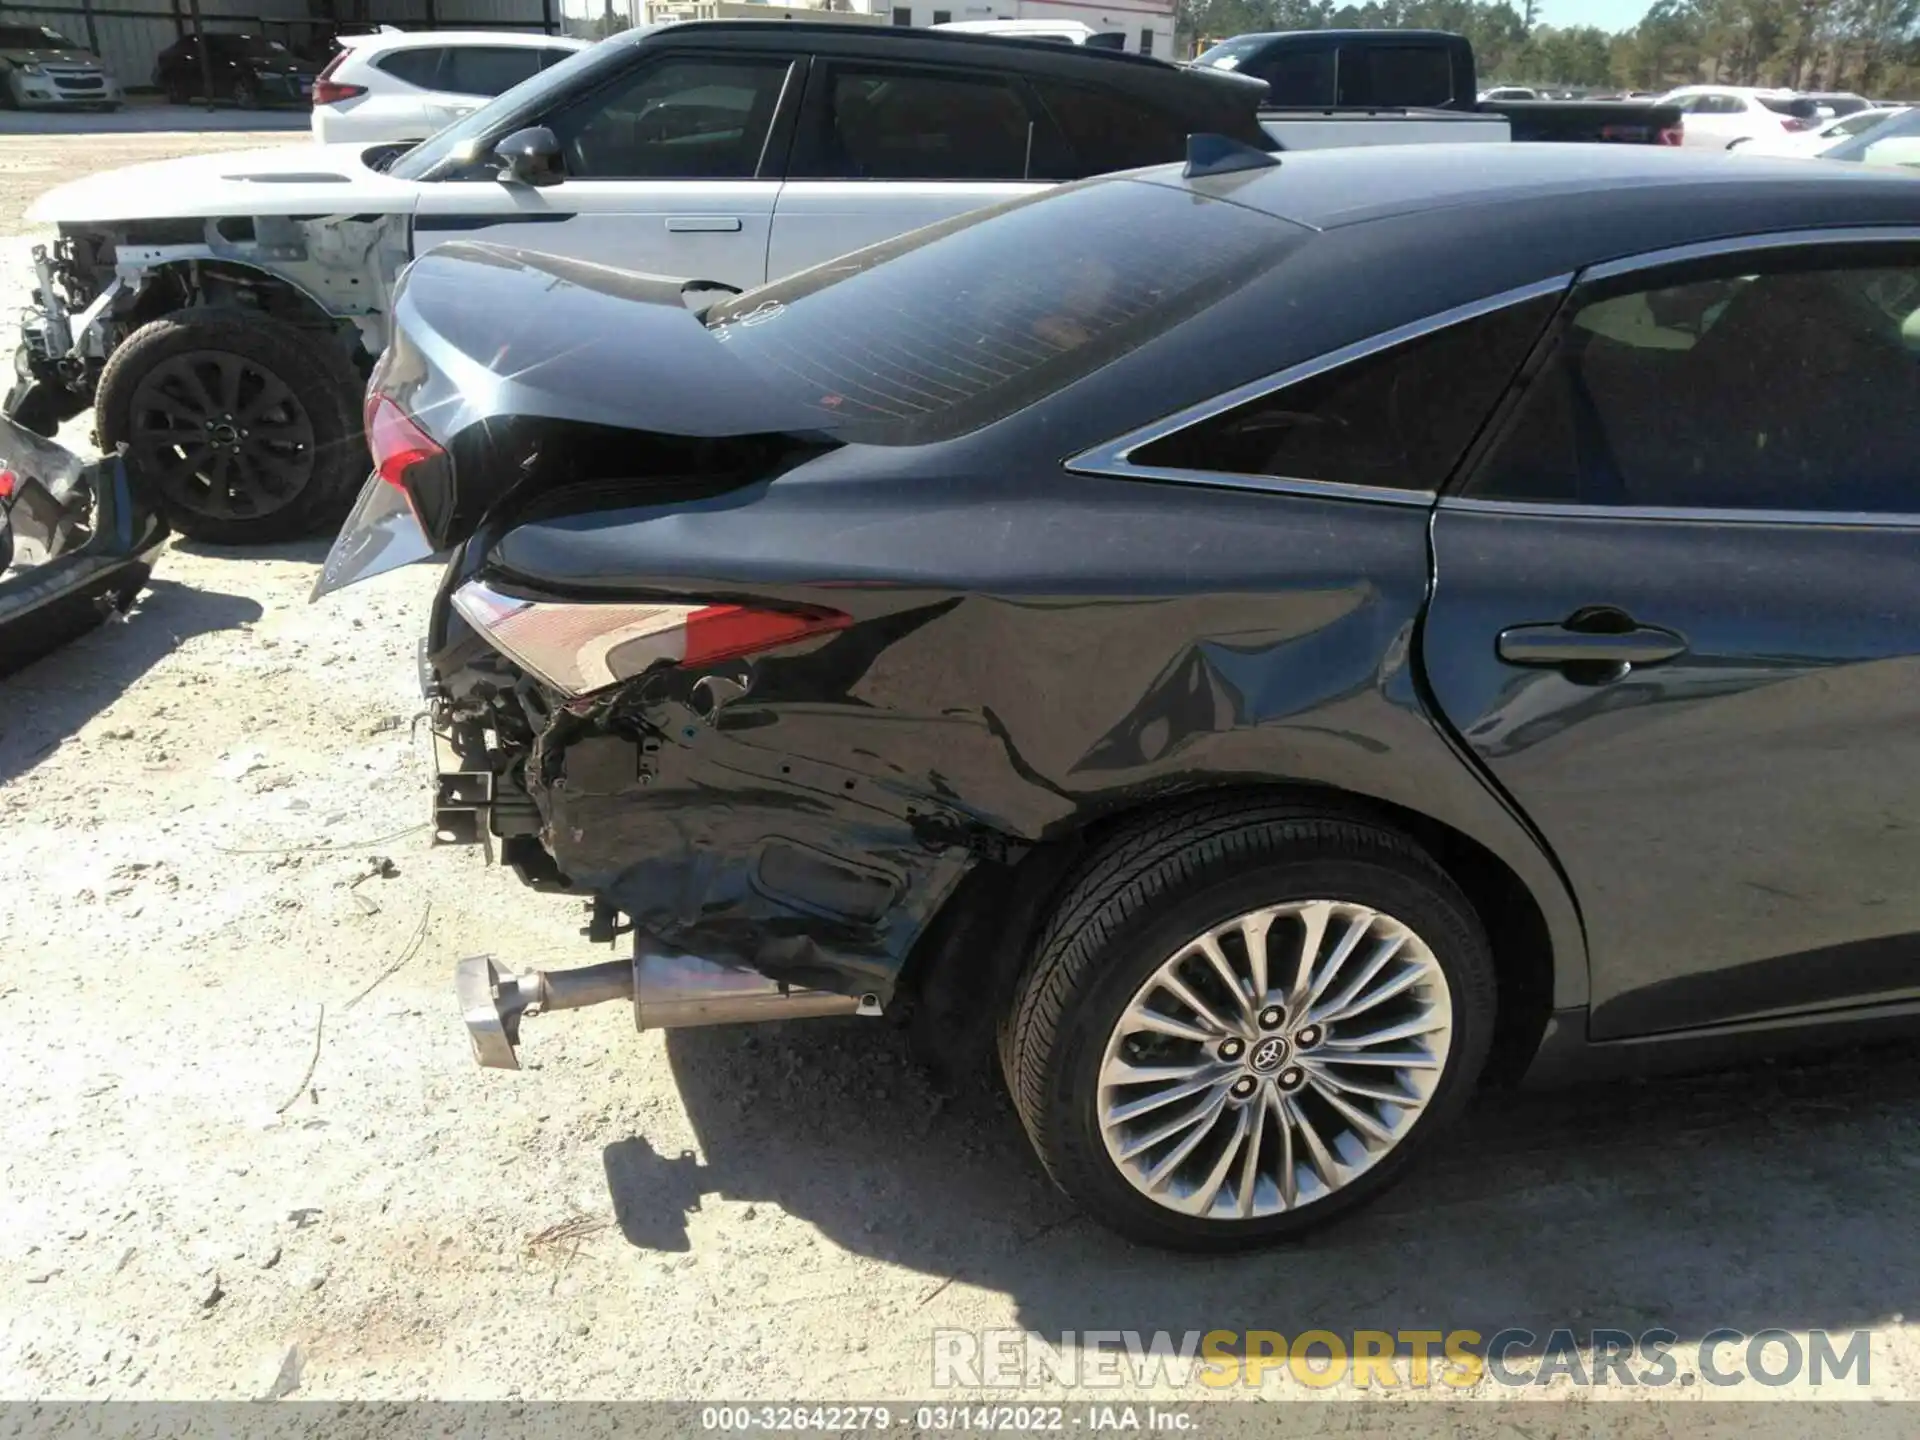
[[1096, 900, 1452, 1220]]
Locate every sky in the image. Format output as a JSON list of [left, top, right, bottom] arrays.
[[1539, 0, 1653, 32]]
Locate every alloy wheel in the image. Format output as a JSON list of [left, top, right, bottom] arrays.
[[1096, 900, 1452, 1219], [126, 350, 316, 523]]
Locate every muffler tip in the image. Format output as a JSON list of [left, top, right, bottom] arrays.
[[456, 954, 523, 1071]]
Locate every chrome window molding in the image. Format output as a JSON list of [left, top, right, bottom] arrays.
[[1065, 273, 1575, 504], [1578, 225, 1920, 284], [1441, 496, 1920, 530]]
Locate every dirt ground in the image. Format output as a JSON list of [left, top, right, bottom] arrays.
[[2, 120, 1919, 1414]]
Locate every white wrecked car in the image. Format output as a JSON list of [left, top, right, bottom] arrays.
[[8, 20, 1270, 543]]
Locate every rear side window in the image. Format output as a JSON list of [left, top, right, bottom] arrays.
[[1466, 254, 1920, 514], [795, 63, 1041, 181], [1130, 296, 1557, 491], [1340, 44, 1456, 107], [1029, 78, 1184, 175], [440, 45, 543, 97], [704, 179, 1304, 445], [376, 47, 444, 90]]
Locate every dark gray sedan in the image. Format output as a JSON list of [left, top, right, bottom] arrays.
[[325, 140, 1920, 1249]]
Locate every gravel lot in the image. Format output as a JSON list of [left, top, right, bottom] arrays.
[[3, 121, 1920, 1414]]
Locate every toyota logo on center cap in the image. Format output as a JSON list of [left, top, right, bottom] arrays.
[[1249, 1036, 1289, 1073]]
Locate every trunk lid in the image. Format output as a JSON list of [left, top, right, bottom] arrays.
[[312, 242, 839, 599]]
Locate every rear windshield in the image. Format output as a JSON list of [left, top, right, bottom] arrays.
[[1757, 95, 1818, 118], [701, 177, 1302, 446]]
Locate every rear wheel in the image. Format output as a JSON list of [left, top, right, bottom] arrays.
[[231, 75, 258, 109], [95, 310, 364, 546], [164, 75, 190, 104], [1000, 801, 1497, 1250]]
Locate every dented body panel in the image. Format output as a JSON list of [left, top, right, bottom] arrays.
[[376, 199, 1599, 1016], [458, 466, 1586, 1011]]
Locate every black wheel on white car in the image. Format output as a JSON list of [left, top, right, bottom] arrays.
[[96, 310, 365, 546], [0, 71, 19, 110], [1000, 800, 1496, 1251]]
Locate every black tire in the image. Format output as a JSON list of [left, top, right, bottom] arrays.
[[0, 72, 18, 111], [95, 310, 364, 546], [999, 799, 1497, 1251], [231, 76, 258, 110], [164, 76, 190, 105]]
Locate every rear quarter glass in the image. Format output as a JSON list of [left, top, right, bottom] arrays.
[[702, 178, 1308, 446]]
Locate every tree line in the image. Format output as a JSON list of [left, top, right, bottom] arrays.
[[1177, 0, 1920, 96]]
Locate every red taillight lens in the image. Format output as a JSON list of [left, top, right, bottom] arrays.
[[680, 605, 850, 667], [0, 468, 16, 500], [1657, 124, 1684, 146], [1782, 116, 1810, 132], [311, 50, 362, 106], [450, 581, 851, 697], [365, 393, 441, 497]]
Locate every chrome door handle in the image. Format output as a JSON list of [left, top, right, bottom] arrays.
[[665, 216, 743, 233], [1497, 620, 1688, 667]]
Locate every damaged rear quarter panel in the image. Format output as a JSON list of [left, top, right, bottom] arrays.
[[495, 460, 1582, 1007]]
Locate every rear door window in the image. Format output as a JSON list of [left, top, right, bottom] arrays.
[[1252, 49, 1336, 106], [1465, 251, 1920, 513], [704, 178, 1304, 443], [440, 45, 544, 98], [1338, 45, 1456, 107], [375, 47, 445, 90], [791, 62, 1048, 181]]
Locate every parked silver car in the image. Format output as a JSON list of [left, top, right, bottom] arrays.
[[0, 24, 122, 109]]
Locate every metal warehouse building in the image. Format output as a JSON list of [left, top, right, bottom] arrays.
[[0, 0, 559, 92]]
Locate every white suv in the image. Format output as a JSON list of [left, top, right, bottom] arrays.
[[1657, 85, 1819, 149], [311, 29, 588, 144]]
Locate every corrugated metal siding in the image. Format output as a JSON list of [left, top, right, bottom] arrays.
[[0, 0, 551, 89], [2, 7, 180, 86]]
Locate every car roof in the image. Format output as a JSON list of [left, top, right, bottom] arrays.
[[342, 28, 584, 49], [1662, 83, 1793, 95], [646, 18, 1186, 74], [1212, 28, 1462, 43], [1168, 142, 1918, 233]]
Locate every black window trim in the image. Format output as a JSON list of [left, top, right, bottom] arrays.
[[1443, 225, 1920, 529], [1065, 274, 1574, 506]]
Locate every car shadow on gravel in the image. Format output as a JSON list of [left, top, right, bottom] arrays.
[[605, 1020, 1920, 1355], [170, 536, 332, 565], [0, 574, 259, 783]]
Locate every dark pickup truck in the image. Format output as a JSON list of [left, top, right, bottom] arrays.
[[1196, 28, 1684, 147]]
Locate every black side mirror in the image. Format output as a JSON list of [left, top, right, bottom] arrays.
[[493, 126, 564, 187]]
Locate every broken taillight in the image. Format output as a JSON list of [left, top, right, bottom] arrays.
[[450, 580, 850, 697], [365, 394, 440, 513]]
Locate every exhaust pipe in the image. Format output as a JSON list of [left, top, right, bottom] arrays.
[[456, 947, 880, 1070]]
